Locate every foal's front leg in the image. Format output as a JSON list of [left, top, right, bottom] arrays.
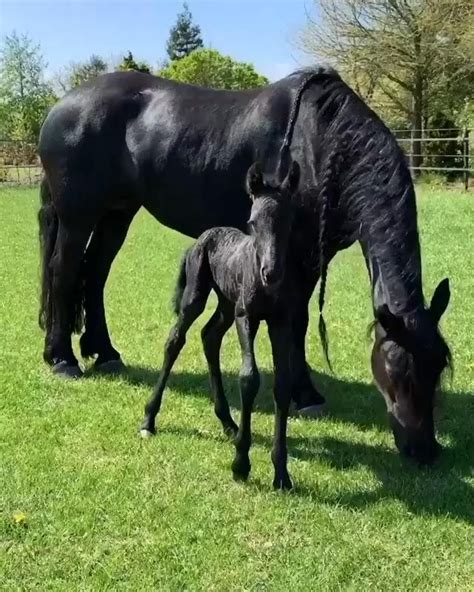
[[231, 313, 260, 481], [268, 318, 293, 490]]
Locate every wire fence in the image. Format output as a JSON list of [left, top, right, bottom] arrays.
[[0, 141, 42, 186], [0, 128, 472, 189]]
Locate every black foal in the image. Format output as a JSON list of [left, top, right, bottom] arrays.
[[140, 160, 301, 490]]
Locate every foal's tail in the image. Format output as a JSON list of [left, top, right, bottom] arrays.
[[38, 177, 58, 332], [172, 248, 191, 316]]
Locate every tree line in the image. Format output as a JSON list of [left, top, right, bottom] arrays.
[[300, 0, 473, 172], [1, 0, 472, 169], [0, 3, 268, 144]]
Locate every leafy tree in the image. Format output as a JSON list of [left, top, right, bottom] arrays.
[[0, 32, 55, 142], [299, 0, 474, 170], [166, 3, 203, 61], [68, 54, 108, 88], [118, 51, 151, 74], [159, 48, 268, 90]]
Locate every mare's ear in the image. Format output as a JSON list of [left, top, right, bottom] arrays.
[[246, 161, 264, 199], [430, 278, 450, 323], [376, 304, 405, 336], [281, 160, 300, 195]]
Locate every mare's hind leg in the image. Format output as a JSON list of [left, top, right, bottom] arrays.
[[80, 208, 137, 371], [201, 296, 238, 438], [140, 281, 210, 437], [46, 220, 92, 378]]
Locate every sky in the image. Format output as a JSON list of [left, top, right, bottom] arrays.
[[0, 0, 320, 81]]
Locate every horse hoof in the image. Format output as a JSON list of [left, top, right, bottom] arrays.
[[52, 361, 83, 379], [273, 474, 293, 491], [295, 403, 326, 418], [94, 359, 125, 374], [139, 428, 155, 439]]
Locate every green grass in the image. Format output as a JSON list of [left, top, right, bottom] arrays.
[[0, 185, 473, 591]]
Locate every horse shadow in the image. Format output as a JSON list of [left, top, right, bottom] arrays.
[[99, 364, 474, 523]]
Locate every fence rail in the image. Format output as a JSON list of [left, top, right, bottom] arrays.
[[0, 128, 472, 189], [393, 127, 471, 190]]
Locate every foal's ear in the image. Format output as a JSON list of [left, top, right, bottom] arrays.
[[281, 160, 300, 195], [430, 278, 450, 323], [246, 161, 264, 199], [376, 304, 405, 337]]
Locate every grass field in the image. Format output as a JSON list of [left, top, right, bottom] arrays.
[[0, 186, 473, 591]]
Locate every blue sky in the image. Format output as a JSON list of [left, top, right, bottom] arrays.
[[1, 0, 319, 80]]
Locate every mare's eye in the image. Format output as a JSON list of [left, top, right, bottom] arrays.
[[247, 219, 255, 228]]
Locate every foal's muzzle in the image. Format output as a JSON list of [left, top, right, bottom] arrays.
[[260, 265, 282, 289]]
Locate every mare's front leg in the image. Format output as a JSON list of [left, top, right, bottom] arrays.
[[291, 274, 326, 416], [140, 287, 208, 437], [268, 318, 293, 490], [231, 313, 260, 482]]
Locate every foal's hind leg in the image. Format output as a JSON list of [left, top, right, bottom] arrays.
[[201, 297, 237, 438], [80, 208, 137, 371], [231, 313, 260, 482], [46, 221, 92, 377], [140, 283, 210, 437]]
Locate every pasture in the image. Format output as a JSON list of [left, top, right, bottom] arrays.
[[0, 186, 473, 590]]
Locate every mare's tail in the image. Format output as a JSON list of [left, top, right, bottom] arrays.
[[38, 177, 59, 332], [38, 177, 85, 334], [172, 248, 191, 316]]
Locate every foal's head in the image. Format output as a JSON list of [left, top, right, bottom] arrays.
[[246, 160, 300, 290], [371, 279, 451, 465]]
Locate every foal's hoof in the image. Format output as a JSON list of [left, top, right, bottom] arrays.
[[52, 361, 83, 379], [139, 428, 156, 439], [231, 457, 251, 482], [94, 359, 125, 375], [294, 403, 326, 419], [273, 474, 293, 491]]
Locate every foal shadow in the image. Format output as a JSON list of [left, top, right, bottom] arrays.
[[103, 364, 474, 523]]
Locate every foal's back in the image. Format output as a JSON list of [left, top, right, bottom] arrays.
[[189, 227, 255, 304]]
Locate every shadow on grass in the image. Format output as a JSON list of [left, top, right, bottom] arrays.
[[101, 364, 474, 523]]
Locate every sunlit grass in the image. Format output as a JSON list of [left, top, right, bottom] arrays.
[[0, 185, 472, 590]]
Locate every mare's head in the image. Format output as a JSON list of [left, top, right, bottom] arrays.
[[371, 279, 451, 465], [246, 160, 300, 290]]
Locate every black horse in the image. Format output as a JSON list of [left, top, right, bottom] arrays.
[[141, 160, 300, 489], [38, 66, 451, 465]]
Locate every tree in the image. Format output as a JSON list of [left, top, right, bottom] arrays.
[[68, 54, 108, 88], [159, 48, 268, 90], [166, 3, 203, 61], [0, 32, 55, 142], [299, 0, 474, 171], [118, 51, 151, 74], [53, 55, 108, 95]]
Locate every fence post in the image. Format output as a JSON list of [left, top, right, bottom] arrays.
[[463, 128, 469, 191]]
